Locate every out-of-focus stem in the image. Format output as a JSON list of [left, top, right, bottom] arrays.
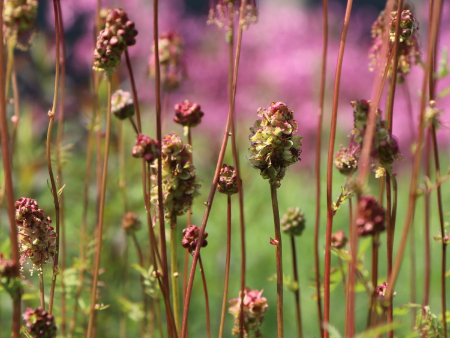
[[170, 216, 180, 332], [369, 233, 379, 327], [291, 236, 303, 338], [198, 255, 211, 338], [270, 183, 284, 337], [324, 0, 353, 336], [39, 267, 45, 309], [87, 77, 112, 338], [219, 195, 232, 338], [345, 199, 352, 338], [423, 132, 431, 307], [125, 50, 142, 132]]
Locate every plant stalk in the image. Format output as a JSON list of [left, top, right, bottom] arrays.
[[198, 255, 211, 338], [291, 235, 303, 338], [170, 216, 181, 332], [219, 195, 232, 338]]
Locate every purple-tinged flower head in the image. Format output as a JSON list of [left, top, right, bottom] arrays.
[[217, 164, 238, 195], [132, 134, 160, 164], [369, 4, 420, 81], [23, 307, 57, 338], [229, 287, 268, 337], [149, 31, 186, 92], [181, 225, 208, 255], [93, 8, 138, 72], [151, 133, 201, 219], [248, 102, 302, 187], [0, 254, 15, 279], [121, 212, 141, 234], [4, 0, 37, 49], [351, 100, 379, 143], [375, 282, 396, 305], [208, 0, 258, 31], [331, 230, 347, 249], [111, 89, 134, 120], [15, 197, 56, 268], [356, 195, 386, 237], [281, 207, 305, 237], [173, 100, 204, 128], [334, 142, 360, 176]]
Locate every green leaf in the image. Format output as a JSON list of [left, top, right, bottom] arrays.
[[331, 247, 352, 262], [437, 86, 450, 99], [356, 322, 400, 338], [323, 323, 342, 338], [57, 183, 66, 197]]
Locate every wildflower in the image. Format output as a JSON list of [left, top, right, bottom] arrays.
[[375, 282, 396, 305], [23, 307, 57, 338], [229, 287, 268, 337], [217, 164, 238, 195], [93, 8, 138, 72], [356, 195, 386, 237], [132, 134, 160, 164], [149, 31, 186, 92], [389, 9, 418, 43], [248, 102, 302, 187], [181, 225, 208, 255], [208, 0, 258, 31], [375, 166, 386, 178], [173, 100, 204, 128], [3, 0, 37, 49], [111, 89, 134, 120], [281, 207, 305, 237], [331, 230, 347, 249], [424, 100, 442, 129], [15, 197, 57, 268], [151, 133, 201, 219], [334, 143, 359, 176], [121, 212, 141, 234]]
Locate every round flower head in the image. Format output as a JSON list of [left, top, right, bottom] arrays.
[[23, 307, 57, 338], [334, 143, 360, 176], [248, 102, 302, 187], [111, 89, 134, 120], [281, 207, 305, 236], [121, 212, 141, 234], [132, 134, 160, 164], [217, 164, 238, 195], [389, 9, 418, 43], [228, 287, 268, 337], [15, 198, 57, 268], [4, 0, 38, 49], [375, 282, 395, 306], [356, 195, 386, 237], [331, 230, 347, 249], [173, 100, 204, 127], [182, 225, 208, 255], [208, 0, 258, 31]]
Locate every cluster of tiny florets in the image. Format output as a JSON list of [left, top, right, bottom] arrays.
[[228, 287, 268, 337], [181, 225, 208, 255], [111, 89, 134, 120], [3, 0, 38, 49], [369, 4, 420, 81], [151, 133, 201, 219], [15, 197, 56, 268], [331, 230, 347, 249], [132, 134, 160, 164], [149, 31, 186, 92], [93, 8, 138, 72], [207, 0, 258, 32], [121, 212, 141, 234], [173, 100, 204, 127], [356, 195, 386, 237], [334, 143, 360, 176], [23, 307, 57, 338], [217, 164, 239, 195], [424, 100, 442, 129], [248, 102, 302, 187], [281, 207, 305, 237]]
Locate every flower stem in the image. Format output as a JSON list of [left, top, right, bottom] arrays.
[[198, 255, 211, 338], [291, 236, 303, 338], [324, 0, 353, 335], [170, 215, 181, 332], [423, 131, 431, 308], [270, 183, 284, 337], [87, 76, 112, 338], [39, 266, 45, 310], [125, 50, 142, 132], [219, 195, 232, 338]]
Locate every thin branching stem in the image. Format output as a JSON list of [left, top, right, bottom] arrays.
[[198, 255, 211, 338], [423, 132, 431, 307], [170, 216, 181, 332], [291, 235, 303, 338], [39, 266, 45, 309]]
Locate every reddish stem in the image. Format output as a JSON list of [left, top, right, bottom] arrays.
[[198, 255, 211, 338], [291, 236, 303, 338], [219, 195, 232, 338]]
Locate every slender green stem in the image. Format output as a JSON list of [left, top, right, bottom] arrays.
[[170, 216, 180, 332], [290, 236, 303, 338], [39, 266, 45, 310], [369, 233, 379, 327], [270, 183, 284, 337], [198, 255, 211, 338], [345, 199, 352, 338], [219, 195, 232, 338], [87, 76, 112, 338]]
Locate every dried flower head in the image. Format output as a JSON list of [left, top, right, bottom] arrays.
[[331, 230, 347, 249], [149, 31, 186, 92], [356, 195, 386, 237], [151, 133, 201, 219], [229, 287, 268, 337], [4, 0, 37, 49], [93, 8, 138, 72], [0, 254, 15, 279], [182, 225, 208, 255], [173, 100, 204, 127], [15, 197, 57, 268], [121, 212, 141, 234], [217, 164, 238, 195], [281, 207, 305, 237], [23, 307, 57, 338], [248, 102, 302, 187], [132, 134, 160, 164], [208, 0, 258, 31], [334, 143, 360, 176], [111, 89, 134, 120]]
